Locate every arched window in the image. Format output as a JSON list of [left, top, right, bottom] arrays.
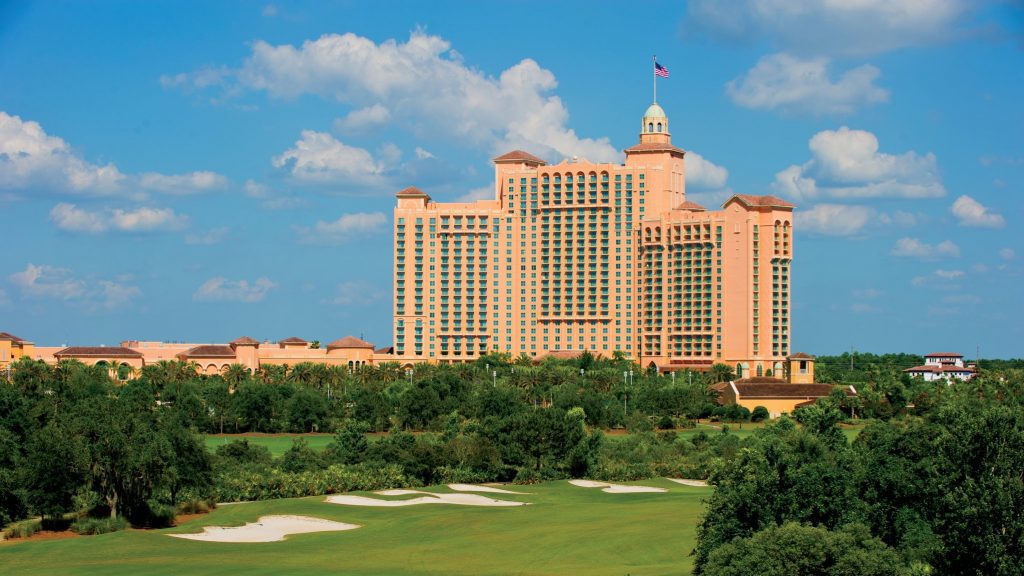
[[657, 122, 662, 132], [757, 364, 763, 377], [648, 122, 654, 132], [736, 363, 743, 378]]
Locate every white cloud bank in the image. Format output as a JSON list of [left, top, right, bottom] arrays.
[[50, 203, 189, 234], [0, 111, 227, 199], [294, 211, 387, 244], [685, 0, 974, 57], [891, 237, 960, 259], [773, 127, 944, 201], [193, 277, 277, 303], [7, 263, 140, 309], [165, 31, 618, 163], [950, 195, 1005, 228], [795, 204, 874, 236], [727, 53, 889, 115]]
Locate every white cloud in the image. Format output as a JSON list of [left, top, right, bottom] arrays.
[[49, 203, 188, 233], [685, 151, 729, 190], [773, 127, 944, 201], [261, 4, 277, 17], [294, 211, 387, 244], [685, 0, 974, 57], [138, 171, 228, 195], [0, 111, 226, 199], [934, 269, 965, 280], [456, 186, 494, 202], [244, 178, 309, 209], [323, 281, 382, 306], [727, 53, 888, 115], [878, 211, 921, 228], [795, 204, 873, 236], [1000, 248, 1015, 261], [891, 237, 960, 259], [168, 31, 619, 162], [7, 263, 139, 309], [185, 227, 228, 245], [414, 147, 435, 160], [334, 104, 391, 133], [950, 195, 1005, 228], [193, 277, 277, 303], [852, 288, 882, 299], [0, 111, 125, 196], [273, 130, 386, 185]]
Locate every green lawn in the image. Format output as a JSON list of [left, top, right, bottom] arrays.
[[0, 479, 709, 575], [204, 433, 337, 457], [205, 421, 867, 457]]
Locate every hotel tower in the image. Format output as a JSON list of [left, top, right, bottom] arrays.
[[393, 102, 794, 377]]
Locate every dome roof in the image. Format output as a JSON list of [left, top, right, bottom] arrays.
[[643, 103, 667, 118]]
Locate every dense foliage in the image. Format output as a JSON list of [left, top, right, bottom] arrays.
[[0, 353, 730, 528], [694, 371, 1024, 576]]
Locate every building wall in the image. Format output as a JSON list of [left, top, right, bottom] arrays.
[[393, 103, 793, 375]]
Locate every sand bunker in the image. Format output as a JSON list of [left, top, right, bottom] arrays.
[[667, 478, 710, 488], [326, 493, 527, 507], [447, 484, 528, 495], [375, 489, 429, 496], [169, 515, 359, 543], [568, 479, 667, 493]]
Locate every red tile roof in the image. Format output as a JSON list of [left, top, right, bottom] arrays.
[[375, 346, 394, 354], [725, 194, 796, 209], [230, 336, 260, 346], [54, 346, 143, 358], [493, 150, 547, 165], [396, 186, 429, 198], [736, 376, 788, 385], [326, 336, 375, 350], [924, 352, 963, 358], [624, 142, 686, 156], [278, 337, 308, 344], [179, 345, 237, 358], [0, 332, 24, 342], [732, 382, 853, 398], [675, 200, 706, 211], [789, 352, 815, 359]]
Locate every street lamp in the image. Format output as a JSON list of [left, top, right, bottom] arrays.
[[493, 369, 497, 387]]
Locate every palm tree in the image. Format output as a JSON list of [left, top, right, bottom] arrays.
[[705, 363, 736, 384], [223, 363, 249, 391]]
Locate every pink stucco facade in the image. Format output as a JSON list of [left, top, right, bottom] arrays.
[[393, 103, 794, 376]]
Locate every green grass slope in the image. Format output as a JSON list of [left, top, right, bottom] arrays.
[[0, 479, 708, 575]]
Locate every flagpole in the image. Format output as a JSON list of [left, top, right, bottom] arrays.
[[653, 55, 657, 103]]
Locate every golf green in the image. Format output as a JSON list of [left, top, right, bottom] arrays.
[[0, 479, 709, 575]]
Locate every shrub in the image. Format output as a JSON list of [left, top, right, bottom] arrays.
[[176, 499, 214, 515], [657, 415, 676, 430], [72, 516, 128, 535], [751, 406, 770, 422], [214, 463, 412, 502], [2, 518, 41, 540]]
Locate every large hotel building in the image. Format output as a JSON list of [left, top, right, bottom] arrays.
[[394, 103, 794, 377]]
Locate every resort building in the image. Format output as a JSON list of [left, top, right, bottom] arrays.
[[15, 335, 385, 379], [0, 332, 35, 371], [716, 353, 857, 418], [904, 352, 977, 382], [393, 101, 794, 376]]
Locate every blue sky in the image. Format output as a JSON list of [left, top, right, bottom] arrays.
[[1, 0, 1021, 357]]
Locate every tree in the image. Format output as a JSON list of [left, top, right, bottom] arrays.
[[701, 522, 908, 576], [325, 420, 370, 465], [750, 406, 770, 422], [705, 363, 736, 384]]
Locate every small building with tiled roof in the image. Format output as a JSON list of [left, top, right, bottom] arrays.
[[0, 331, 35, 369], [277, 337, 309, 349], [720, 381, 857, 419], [326, 336, 375, 350], [230, 336, 260, 347], [675, 200, 706, 211], [50, 346, 145, 379], [905, 351, 976, 382], [723, 194, 795, 210]]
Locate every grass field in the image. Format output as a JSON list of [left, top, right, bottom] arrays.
[[203, 422, 866, 457], [0, 479, 709, 575]]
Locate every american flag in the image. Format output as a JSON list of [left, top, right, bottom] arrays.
[[655, 61, 669, 78]]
